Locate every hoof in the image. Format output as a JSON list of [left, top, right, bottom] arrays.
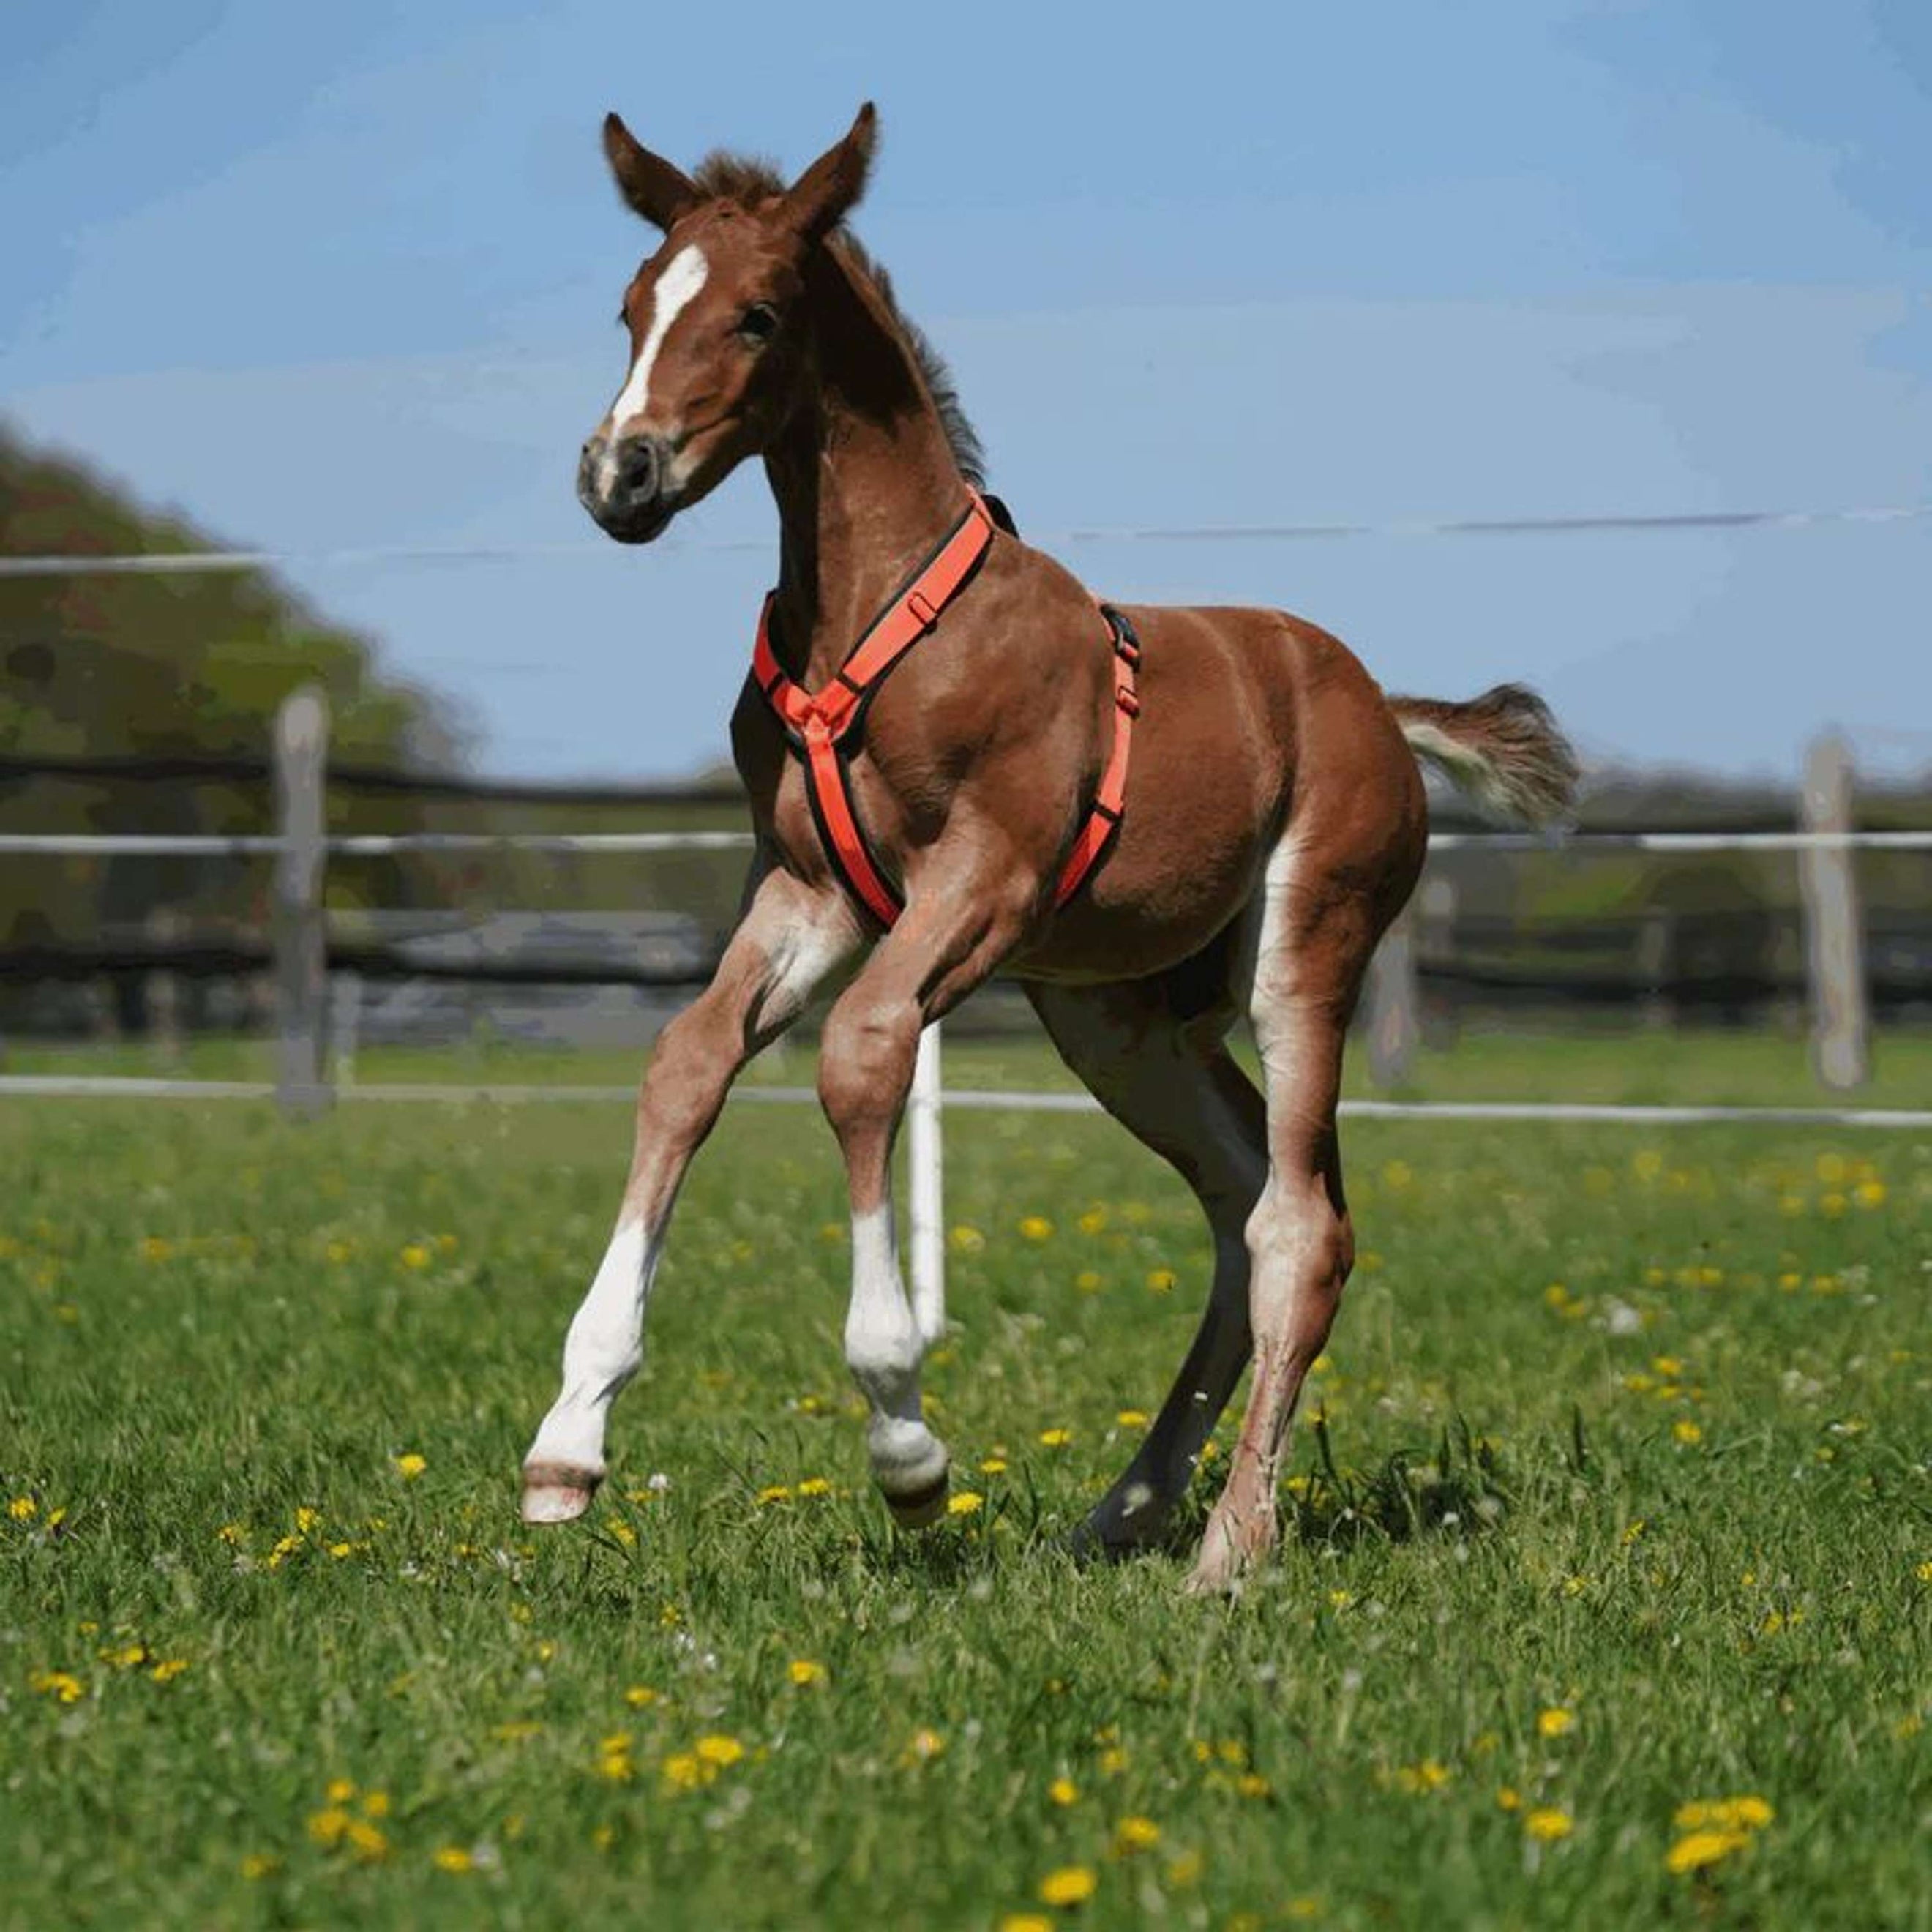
[[1182, 1557, 1245, 1598], [883, 1469, 950, 1530], [520, 1461, 601, 1525]]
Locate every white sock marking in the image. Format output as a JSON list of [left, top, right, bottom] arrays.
[[526, 1214, 659, 1475], [843, 1204, 947, 1496]]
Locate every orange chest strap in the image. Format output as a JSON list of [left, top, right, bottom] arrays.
[[751, 493, 1139, 928]]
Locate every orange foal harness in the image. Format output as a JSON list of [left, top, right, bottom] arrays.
[[750, 493, 1141, 929]]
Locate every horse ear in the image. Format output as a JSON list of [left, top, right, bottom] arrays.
[[602, 113, 699, 231], [782, 102, 877, 242]]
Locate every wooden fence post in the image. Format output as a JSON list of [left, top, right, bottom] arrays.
[[1798, 731, 1868, 1091], [272, 685, 331, 1116], [1364, 905, 1420, 1089]]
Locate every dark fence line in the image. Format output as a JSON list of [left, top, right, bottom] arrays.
[[5, 935, 1928, 1008], [0, 939, 718, 989], [5, 749, 1927, 836], [0, 750, 744, 810]]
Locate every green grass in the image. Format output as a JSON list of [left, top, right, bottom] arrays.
[[1, 1073, 1928, 1930], [10, 1019, 1932, 1110]]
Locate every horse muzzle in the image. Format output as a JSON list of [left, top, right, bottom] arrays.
[[578, 430, 676, 543]]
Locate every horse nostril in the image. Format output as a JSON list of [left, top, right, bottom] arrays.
[[615, 438, 659, 499]]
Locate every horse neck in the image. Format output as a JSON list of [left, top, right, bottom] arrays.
[[763, 247, 967, 686]]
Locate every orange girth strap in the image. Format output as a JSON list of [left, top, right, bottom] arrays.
[[752, 493, 1139, 928]]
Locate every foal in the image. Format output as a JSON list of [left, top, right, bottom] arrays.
[[521, 105, 1576, 1592]]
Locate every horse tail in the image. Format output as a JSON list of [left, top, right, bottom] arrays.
[[1386, 683, 1579, 828]]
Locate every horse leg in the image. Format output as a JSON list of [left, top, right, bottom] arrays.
[[1026, 962, 1267, 1553], [520, 867, 860, 1524], [817, 874, 1035, 1526], [1187, 842, 1381, 1595]]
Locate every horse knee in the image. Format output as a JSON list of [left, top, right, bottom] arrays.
[[817, 996, 918, 1141], [635, 1004, 735, 1147], [1245, 1177, 1352, 1325]]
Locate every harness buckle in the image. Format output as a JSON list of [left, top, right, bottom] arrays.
[[1116, 683, 1141, 718], [906, 589, 939, 630], [1113, 634, 1141, 671]]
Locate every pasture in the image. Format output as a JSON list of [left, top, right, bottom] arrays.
[[2, 1044, 1928, 1930]]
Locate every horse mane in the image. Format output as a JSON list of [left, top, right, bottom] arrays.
[[689, 152, 986, 490]]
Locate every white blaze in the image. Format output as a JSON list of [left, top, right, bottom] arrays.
[[606, 244, 708, 440]]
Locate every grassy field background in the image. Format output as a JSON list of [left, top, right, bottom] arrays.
[[1, 1032, 1928, 1928]]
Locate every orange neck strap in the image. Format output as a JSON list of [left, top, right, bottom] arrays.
[[752, 493, 1137, 928]]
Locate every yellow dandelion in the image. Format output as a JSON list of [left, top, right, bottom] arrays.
[[1145, 1268, 1177, 1292], [29, 1669, 84, 1704], [1537, 1707, 1576, 1739], [695, 1734, 745, 1768], [1074, 1270, 1103, 1293], [432, 1845, 474, 1873], [796, 1476, 833, 1497], [624, 1685, 658, 1708], [1674, 1797, 1774, 1832], [907, 1727, 946, 1762], [1038, 1427, 1071, 1448], [400, 1243, 432, 1270], [7, 1497, 37, 1521], [394, 1453, 427, 1480], [949, 1224, 986, 1254], [1019, 1216, 1054, 1241], [755, 1484, 792, 1506], [1497, 1786, 1521, 1811], [1001, 1917, 1055, 1932], [1666, 1828, 1748, 1874], [1115, 1409, 1150, 1429], [1077, 1208, 1107, 1235], [1048, 1776, 1079, 1806], [307, 1808, 351, 1848], [1038, 1865, 1098, 1906], [1525, 1808, 1573, 1842], [1914, 1561, 1932, 1584], [788, 1659, 827, 1686], [948, 1491, 984, 1517], [1854, 1180, 1887, 1209], [661, 1753, 704, 1790], [1672, 1419, 1704, 1446], [344, 1818, 388, 1862], [980, 1455, 1009, 1475], [149, 1658, 189, 1684], [1113, 1815, 1161, 1854], [1235, 1772, 1271, 1799]]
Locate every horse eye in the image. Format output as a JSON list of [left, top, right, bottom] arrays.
[[738, 304, 779, 345]]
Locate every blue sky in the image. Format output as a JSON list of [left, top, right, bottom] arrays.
[[3, 0, 1928, 781]]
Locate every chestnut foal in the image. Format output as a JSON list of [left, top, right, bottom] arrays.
[[522, 105, 1577, 1592]]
